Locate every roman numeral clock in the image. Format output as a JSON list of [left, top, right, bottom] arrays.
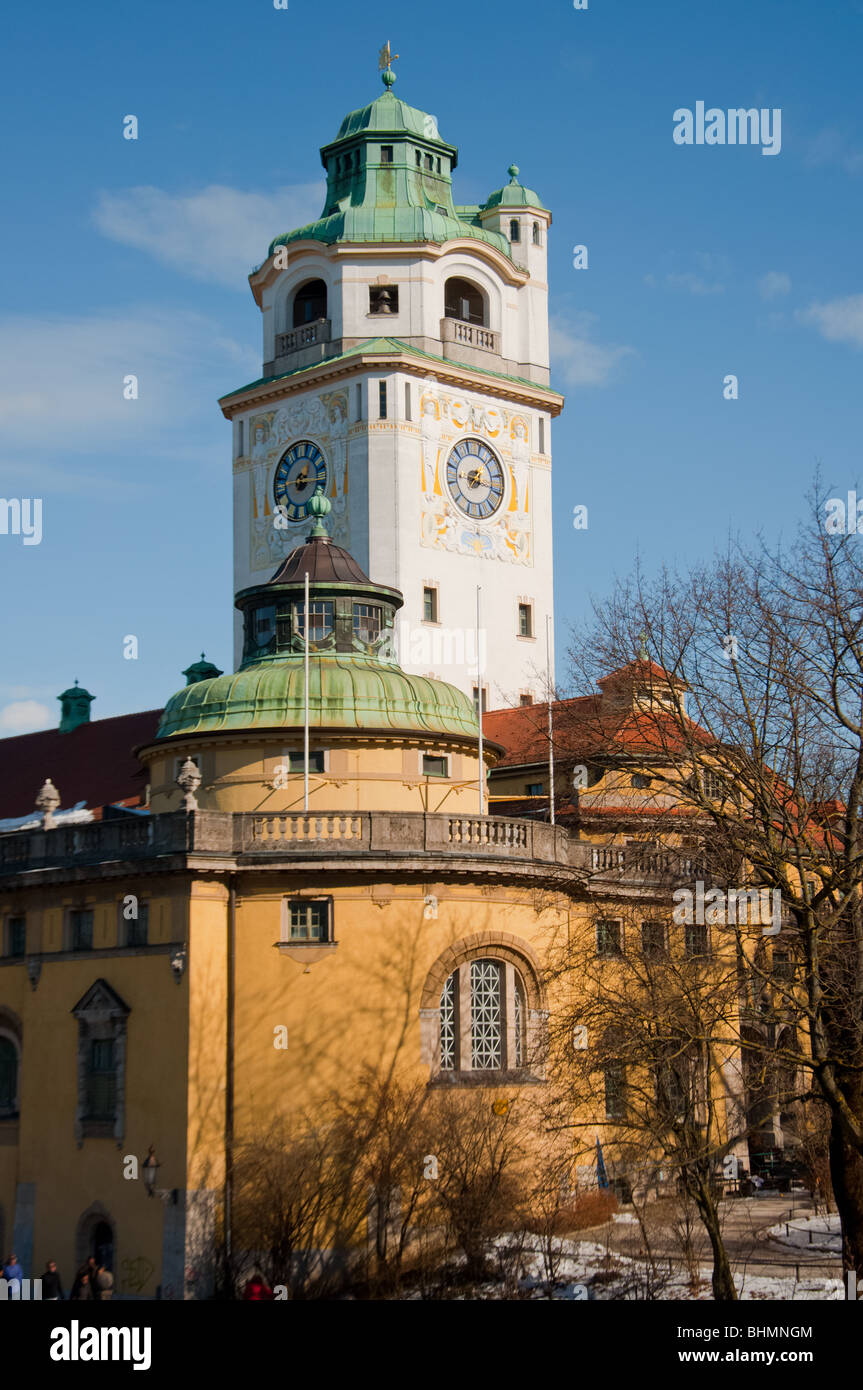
[[445, 440, 505, 521], [273, 441, 328, 523]]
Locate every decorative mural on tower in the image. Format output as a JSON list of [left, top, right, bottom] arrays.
[[418, 377, 534, 565], [243, 389, 351, 573]]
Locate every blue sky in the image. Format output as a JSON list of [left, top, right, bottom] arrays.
[[1, 0, 862, 734]]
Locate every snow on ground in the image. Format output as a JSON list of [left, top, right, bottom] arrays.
[[488, 1235, 843, 1301], [767, 1214, 841, 1253]]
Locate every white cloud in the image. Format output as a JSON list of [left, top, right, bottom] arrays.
[[92, 183, 324, 287], [0, 308, 258, 461], [549, 315, 635, 387], [798, 295, 863, 348], [0, 700, 53, 734], [758, 271, 792, 300]]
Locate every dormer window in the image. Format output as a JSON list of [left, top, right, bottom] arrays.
[[509, 219, 521, 242]]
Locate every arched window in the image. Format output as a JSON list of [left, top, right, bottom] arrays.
[[509, 219, 520, 243], [75, 1204, 115, 1274], [292, 280, 328, 329], [532, 221, 541, 246], [438, 958, 527, 1074], [0, 1036, 19, 1116], [444, 277, 486, 327]]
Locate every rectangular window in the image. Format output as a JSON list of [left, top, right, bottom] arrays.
[[526, 782, 544, 796], [423, 586, 438, 623], [425, 154, 434, 171], [596, 919, 621, 957], [538, 417, 545, 454], [518, 602, 533, 638], [773, 950, 795, 981], [472, 686, 488, 714], [380, 145, 393, 163], [604, 1064, 625, 1120], [6, 916, 25, 958], [415, 150, 422, 167], [353, 603, 382, 644], [125, 902, 149, 948], [237, 419, 245, 458], [293, 600, 334, 644], [701, 769, 724, 801], [379, 380, 387, 419], [470, 959, 503, 1069], [355, 382, 363, 420], [404, 381, 411, 420], [684, 922, 709, 958], [519, 694, 533, 707], [641, 921, 665, 958], [286, 750, 326, 774], [288, 900, 330, 942], [70, 909, 94, 952], [86, 1040, 116, 1120], [422, 755, 448, 778], [439, 972, 456, 1070]]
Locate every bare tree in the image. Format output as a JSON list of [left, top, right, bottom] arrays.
[[565, 489, 863, 1283]]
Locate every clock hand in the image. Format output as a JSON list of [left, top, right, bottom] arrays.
[[294, 467, 309, 491]]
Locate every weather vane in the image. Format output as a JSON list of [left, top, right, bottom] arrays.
[[378, 40, 399, 74]]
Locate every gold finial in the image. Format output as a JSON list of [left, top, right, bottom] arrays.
[[378, 40, 399, 85]]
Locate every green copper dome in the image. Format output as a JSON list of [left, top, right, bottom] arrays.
[[266, 79, 512, 261], [482, 165, 548, 212], [156, 658, 479, 740], [155, 515, 480, 744]]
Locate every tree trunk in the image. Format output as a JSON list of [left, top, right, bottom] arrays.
[[692, 1183, 737, 1301], [829, 1096, 863, 1291]]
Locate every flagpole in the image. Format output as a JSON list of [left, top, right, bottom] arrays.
[[476, 585, 484, 816], [304, 570, 310, 813], [546, 613, 555, 826]]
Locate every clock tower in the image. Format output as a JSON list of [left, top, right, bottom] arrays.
[[219, 54, 563, 707]]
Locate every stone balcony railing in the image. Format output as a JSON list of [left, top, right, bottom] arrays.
[[440, 316, 501, 355], [0, 811, 714, 888], [0, 810, 574, 876], [275, 318, 331, 358]]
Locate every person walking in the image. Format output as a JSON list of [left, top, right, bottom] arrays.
[[71, 1257, 97, 1300], [2, 1253, 23, 1298], [42, 1260, 64, 1300], [94, 1263, 114, 1300]]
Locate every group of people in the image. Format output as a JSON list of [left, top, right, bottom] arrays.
[[1, 1253, 113, 1300]]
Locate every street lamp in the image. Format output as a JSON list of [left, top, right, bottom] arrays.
[[142, 1145, 160, 1197]]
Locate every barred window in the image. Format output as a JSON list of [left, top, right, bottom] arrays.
[[685, 922, 709, 957], [439, 973, 456, 1071], [437, 959, 527, 1075]]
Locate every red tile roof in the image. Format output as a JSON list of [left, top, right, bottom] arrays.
[[484, 696, 708, 769], [0, 710, 162, 819]]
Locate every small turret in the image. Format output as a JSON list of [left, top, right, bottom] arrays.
[[182, 653, 224, 687], [57, 680, 95, 733]]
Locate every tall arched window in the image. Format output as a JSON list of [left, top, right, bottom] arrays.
[[438, 958, 527, 1075], [292, 280, 328, 328], [532, 221, 541, 246], [444, 277, 486, 327], [0, 1036, 19, 1116], [509, 219, 520, 243]]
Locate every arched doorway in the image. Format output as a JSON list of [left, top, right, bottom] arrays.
[[75, 1204, 115, 1272]]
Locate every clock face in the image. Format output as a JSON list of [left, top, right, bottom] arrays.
[[445, 439, 506, 520], [273, 440, 328, 521]]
